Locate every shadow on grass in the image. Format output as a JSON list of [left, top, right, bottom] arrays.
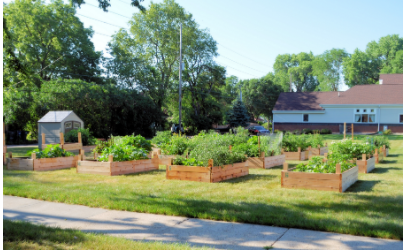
[[219, 173, 277, 183], [387, 154, 400, 158], [380, 160, 398, 164], [123, 169, 166, 177], [347, 180, 380, 192], [371, 167, 402, 174]]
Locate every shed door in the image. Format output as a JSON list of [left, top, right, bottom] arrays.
[[64, 121, 81, 134]]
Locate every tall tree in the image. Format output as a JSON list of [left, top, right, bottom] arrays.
[[273, 52, 318, 92], [3, 0, 103, 87], [70, 0, 145, 12], [343, 34, 403, 86], [312, 48, 348, 91], [226, 100, 250, 128]]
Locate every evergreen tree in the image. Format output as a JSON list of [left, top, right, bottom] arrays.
[[226, 100, 251, 128]]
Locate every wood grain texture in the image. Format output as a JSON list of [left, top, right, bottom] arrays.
[[7, 158, 34, 171], [356, 156, 376, 173]]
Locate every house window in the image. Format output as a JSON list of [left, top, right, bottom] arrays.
[[363, 109, 367, 112], [356, 109, 360, 112], [400, 115, 403, 123], [355, 114, 375, 123], [303, 114, 309, 122], [371, 109, 374, 112]]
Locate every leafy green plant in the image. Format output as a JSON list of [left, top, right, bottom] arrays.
[[329, 139, 374, 159], [112, 134, 152, 152], [365, 136, 390, 149], [151, 131, 172, 146], [98, 144, 148, 162], [172, 156, 204, 166], [27, 144, 74, 159], [160, 133, 188, 155], [295, 156, 355, 174], [188, 143, 247, 167], [282, 134, 311, 152], [302, 128, 312, 134], [293, 129, 301, 135], [308, 134, 325, 148], [92, 139, 112, 153], [64, 128, 96, 146]]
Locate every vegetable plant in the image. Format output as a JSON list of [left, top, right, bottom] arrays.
[[27, 144, 75, 159], [329, 139, 374, 159], [64, 128, 96, 146], [365, 136, 390, 149], [295, 156, 355, 173], [282, 133, 311, 152]]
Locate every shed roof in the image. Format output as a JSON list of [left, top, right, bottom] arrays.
[[38, 111, 77, 123]]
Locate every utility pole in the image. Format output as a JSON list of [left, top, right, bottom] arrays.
[[289, 72, 292, 92], [178, 23, 183, 132]]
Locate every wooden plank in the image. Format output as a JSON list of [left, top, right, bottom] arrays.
[[7, 158, 34, 171], [246, 157, 264, 168], [264, 155, 285, 169], [282, 178, 340, 191], [341, 166, 358, 192], [168, 165, 210, 173], [366, 157, 376, 173], [283, 151, 300, 160], [78, 161, 111, 168], [282, 171, 340, 180], [63, 143, 82, 151]]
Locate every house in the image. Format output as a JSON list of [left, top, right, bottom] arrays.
[[38, 111, 84, 148], [273, 74, 403, 133]]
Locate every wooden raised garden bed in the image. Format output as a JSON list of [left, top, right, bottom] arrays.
[[281, 147, 309, 161], [383, 145, 389, 157], [77, 154, 159, 176], [356, 154, 376, 173], [246, 152, 285, 169], [308, 144, 328, 157], [166, 159, 248, 183], [6, 152, 80, 171], [281, 163, 358, 192], [375, 147, 383, 164], [42, 132, 82, 151]]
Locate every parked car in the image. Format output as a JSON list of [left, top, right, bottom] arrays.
[[247, 125, 270, 136]]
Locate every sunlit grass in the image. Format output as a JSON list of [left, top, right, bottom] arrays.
[[3, 220, 209, 250], [4, 135, 403, 240]]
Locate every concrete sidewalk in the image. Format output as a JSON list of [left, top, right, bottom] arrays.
[[3, 195, 403, 250]]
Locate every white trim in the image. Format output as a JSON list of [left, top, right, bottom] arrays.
[[320, 104, 402, 108]]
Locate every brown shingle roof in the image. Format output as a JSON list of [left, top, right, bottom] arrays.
[[379, 74, 403, 85], [273, 92, 339, 110], [274, 74, 403, 110]]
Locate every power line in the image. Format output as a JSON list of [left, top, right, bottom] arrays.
[[219, 54, 267, 74], [85, 2, 132, 19], [76, 14, 126, 29], [217, 42, 272, 68]]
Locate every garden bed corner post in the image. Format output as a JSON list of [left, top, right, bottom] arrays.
[[281, 162, 288, 187], [109, 154, 113, 176], [336, 163, 342, 192]]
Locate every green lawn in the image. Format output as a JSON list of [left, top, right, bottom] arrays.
[[4, 134, 403, 240], [3, 220, 209, 250]]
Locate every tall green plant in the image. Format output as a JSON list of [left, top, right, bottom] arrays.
[[27, 144, 74, 159], [329, 139, 374, 159]]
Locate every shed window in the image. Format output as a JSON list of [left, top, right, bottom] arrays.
[[65, 122, 72, 128], [73, 122, 80, 129], [303, 114, 309, 122], [400, 115, 403, 123]]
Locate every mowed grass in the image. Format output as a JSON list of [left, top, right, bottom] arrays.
[[3, 134, 403, 240], [3, 220, 209, 250]]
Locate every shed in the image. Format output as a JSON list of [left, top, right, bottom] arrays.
[[38, 111, 84, 148]]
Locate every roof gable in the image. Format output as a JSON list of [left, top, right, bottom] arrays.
[[38, 111, 75, 123]]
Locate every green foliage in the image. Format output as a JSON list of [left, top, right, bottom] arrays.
[[343, 35, 403, 86], [64, 128, 96, 146], [262, 122, 272, 130], [307, 134, 325, 148], [329, 139, 374, 159], [97, 135, 151, 162], [172, 156, 204, 167], [3, 0, 103, 86], [365, 136, 390, 148], [295, 156, 355, 174], [92, 139, 112, 154], [293, 129, 301, 135], [160, 134, 189, 155], [226, 100, 251, 128], [27, 144, 74, 159], [302, 128, 312, 134], [151, 131, 172, 146], [383, 129, 392, 135], [188, 144, 247, 167], [260, 133, 283, 156], [282, 134, 311, 152]]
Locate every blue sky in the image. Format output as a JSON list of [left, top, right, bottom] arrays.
[[4, 0, 404, 90]]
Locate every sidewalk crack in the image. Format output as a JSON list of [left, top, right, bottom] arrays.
[[176, 218, 190, 225], [271, 228, 289, 247]]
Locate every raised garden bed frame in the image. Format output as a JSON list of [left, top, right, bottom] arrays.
[[41, 132, 82, 151], [6, 152, 80, 171], [356, 154, 376, 173], [281, 162, 358, 192], [246, 152, 285, 169], [77, 153, 159, 176], [281, 147, 309, 161], [308, 144, 328, 156], [166, 159, 248, 183]]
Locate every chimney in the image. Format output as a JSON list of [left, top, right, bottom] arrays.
[[379, 79, 383, 85]]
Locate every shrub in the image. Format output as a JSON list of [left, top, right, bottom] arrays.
[[293, 129, 301, 135], [312, 129, 320, 134], [27, 144, 75, 159], [320, 128, 332, 134], [274, 129, 281, 133], [383, 129, 392, 135], [262, 122, 272, 130], [302, 128, 312, 134], [365, 136, 390, 149], [160, 134, 188, 155], [64, 128, 96, 146], [188, 143, 247, 167]]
